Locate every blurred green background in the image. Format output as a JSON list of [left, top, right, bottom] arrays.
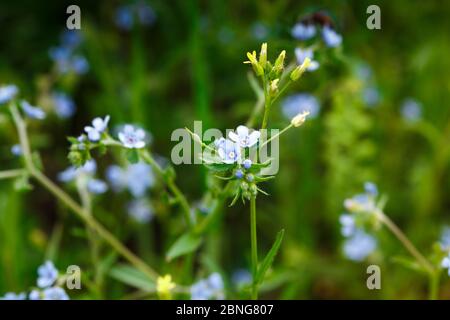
[[1, 0, 450, 299]]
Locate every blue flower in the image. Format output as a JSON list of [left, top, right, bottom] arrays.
[[87, 178, 108, 194], [215, 138, 241, 164], [52, 92, 76, 119], [127, 199, 154, 223], [364, 182, 378, 197], [106, 162, 154, 197], [84, 116, 110, 142], [235, 169, 244, 179], [0, 292, 26, 300], [60, 30, 82, 49], [322, 26, 342, 47], [243, 159, 252, 170], [21, 100, 46, 120], [251, 22, 268, 40], [228, 126, 260, 148], [282, 93, 320, 120], [115, 2, 156, 30], [37, 261, 58, 288], [29, 290, 41, 300], [441, 253, 450, 276], [294, 48, 319, 71], [343, 230, 377, 261], [339, 214, 355, 237], [190, 273, 225, 300], [362, 87, 380, 107], [401, 98, 422, 123], [118, 125, 146, 149], [58, 159, 97, 182], [291, 23, 316, 40], [0, 84, 18, 104], [72, 55, 89, 74], [115, 5, 134, 30], [136, 2, 157, 26], [42, 287, 69, 300], [231, 269, 252, 288], [11, 144, 22, 156]]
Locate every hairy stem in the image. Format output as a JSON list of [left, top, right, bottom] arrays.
[[250, 195, 258, 300], [0, 169, 26, 180]]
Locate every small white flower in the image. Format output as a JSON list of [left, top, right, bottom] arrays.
[[118, 125, 146, 149], [215, 138, 241, 164], [84, 116, 110, 142], [228, 125, 260, 148], [21, 100, 46, 120]]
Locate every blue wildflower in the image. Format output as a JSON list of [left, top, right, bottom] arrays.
[[291, 23, 316, 40], [21, 100, 46, 120], [251, 22, 268, 40], [231, 269, 252, 288], [58, 159, 97, 183], [87, 178, 108, 194], [60, 30, 82, 48], [52, 92, 76, 119], [282, 93, 320, 120], [118, 125, 146, 149], [228, 126, 260, 148], [42, 287, 69, 300], [29, 290, 41, 300], [440, 226, 450, 249], [343, 230, 377, 261], [339, 214, 356, 237], [127, 199, 154, 223], [235, 169, 244, 179], [37, 261, 58, 288], [11, 144, 22, 156], [191, 273, 225, 300], [294, 48, 319, 71], [215, 138, 241, 164], [106, 162, 154, 198], [115, 2, 156, 30], [0, 292, 26, 300], [362, 87, 380, 107], [364, 182, 378, 197], [401, 98, 422, 123], [0, 84, 18, 104], [322, 26, 342, 47], [243, 159, 252, 170]]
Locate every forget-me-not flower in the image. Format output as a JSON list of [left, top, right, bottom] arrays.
[[322, 26, 342, 47], [42, 287, 69, 300], [106, 162, 154, 197], [190, 273, 225, 300], [231, 269, 252, 288], [343, 230, 377, 261], [291, 23, 316, 40], [0, 292, 26, 300], [282, 93, 320, 120], [401, 98, 422, 123], [215, 138, 241, 164], [128, 199, 154, 223], [228, 126, 260, 148], [339, 214, 356, 237], [52, 92, 76, 119], [0, 84, 18, 104], [362, 87, 380, 107], [21, 101, 46, 120], [84, 116, 110, 142], [295, 48, 319, 71], [11, 144, 22, 156], [58, 159, 97, 183], [118, 125, 146, 149], [87, 179, 108, 194], [37, 261, 58, 288]]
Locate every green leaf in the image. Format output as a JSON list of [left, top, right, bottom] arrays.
[[391, 256, 428, 274], [255, 229, 284, 285], [166, 232, 203, 261], [204, 163, 235, 172], [109, 264, 155, 291], [126, 149, 139, 164]]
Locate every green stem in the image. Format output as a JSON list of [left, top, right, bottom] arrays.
[[429, 272, 439, 300], [250, 195, 258, 300], [260, 124, 293, 149], [10, 104, 159, 281], [376, 210, 434, 274], [261, 75, 271, 130], [0, 169, 26, 180]]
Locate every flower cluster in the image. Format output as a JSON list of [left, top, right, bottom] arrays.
[[339, 182, 380, 261], [58, 159, 108, 195], [49, 30, 88, 75], [291, 14, 342, 48], [1, 261, 69, 300], [115, 1, 156, 31], [190, 273, 225, 300]]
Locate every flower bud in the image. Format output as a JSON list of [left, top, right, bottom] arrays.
[[290, 57, 311, 81], [269, 79, 279, 96], [245, 51, 264, 76], [291, 111, 310, 127], [259, 43, 267, 69], [273, 50, 286, 74]]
